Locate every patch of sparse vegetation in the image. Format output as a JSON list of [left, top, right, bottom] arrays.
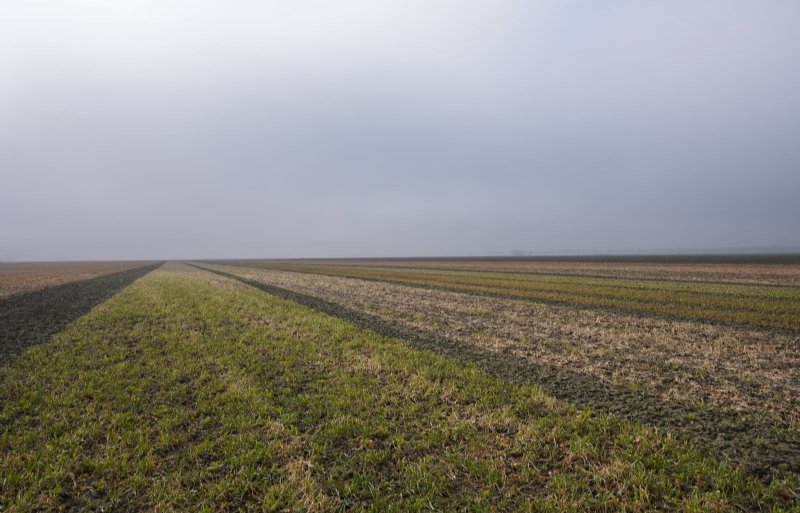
[[234, 262, 800, 331], [264, 257, 800, 286]]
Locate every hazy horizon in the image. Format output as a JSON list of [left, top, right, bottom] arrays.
[[3, 1, 799, 261], [5, 245, 800, 264]]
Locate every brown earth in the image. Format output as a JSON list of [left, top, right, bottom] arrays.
[[0, 261, 152, 300]]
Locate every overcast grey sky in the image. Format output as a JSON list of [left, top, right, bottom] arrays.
[[2, 1, 799, 260]]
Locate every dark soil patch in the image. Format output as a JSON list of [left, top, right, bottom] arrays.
[[0, 262, 163, 365], [197, 264, 800, 481]]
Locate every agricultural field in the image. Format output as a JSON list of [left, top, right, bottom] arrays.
[[216, 259, 800, 331], [1, 258, 799, 511], [0, 261, 153, 300], [0, 262, 160, 365], [247, 255, 800, 286]]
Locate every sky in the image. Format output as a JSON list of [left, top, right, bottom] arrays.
[[1, 1, 799, 261]]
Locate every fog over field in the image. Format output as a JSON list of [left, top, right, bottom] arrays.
[[2, 1, 799, 260]]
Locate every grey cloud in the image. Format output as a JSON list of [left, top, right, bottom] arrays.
[[1, 1, 799, 260]]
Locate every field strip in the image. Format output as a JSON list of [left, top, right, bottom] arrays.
[[237, 263, 800, 331], [260, 263, 800, 295], [296, 265, 800, 290], [267, 258, 800, 287], [191, 263, 800, 479], [0, 261, 155, 301], [0, 262, 163, 365]]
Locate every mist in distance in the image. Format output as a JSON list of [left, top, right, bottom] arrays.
[[2, 1, 799, 261]]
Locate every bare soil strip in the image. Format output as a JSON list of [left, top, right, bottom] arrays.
[[195, 264, 800, 479], [0, 261, 153, 300], [0, 263, 162, 365], [253, 258, 800, 287]]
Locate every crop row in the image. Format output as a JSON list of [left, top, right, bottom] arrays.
[[236, 263, 800, 331]]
